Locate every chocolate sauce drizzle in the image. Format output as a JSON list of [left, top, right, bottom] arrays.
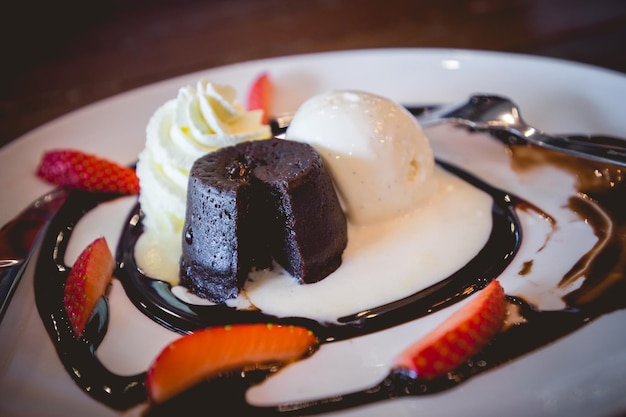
[[33, 190, 147, 410], [114, 159, 520, 342], [33, 148, 626, 414]]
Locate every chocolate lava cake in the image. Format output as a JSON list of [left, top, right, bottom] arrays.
[[180, 138, 348, 303]]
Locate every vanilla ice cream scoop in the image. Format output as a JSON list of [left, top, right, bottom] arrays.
[[285, 90, 436, 224]]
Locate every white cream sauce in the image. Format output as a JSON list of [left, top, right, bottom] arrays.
[[134, 165, 492, 324]]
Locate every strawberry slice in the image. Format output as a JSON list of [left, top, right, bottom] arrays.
[[36, 149, 139, 194], [63, 236, 115, 336], [394, 280, 507, 379], [146, 323, 318, 403], [246, 71, 273, 124]]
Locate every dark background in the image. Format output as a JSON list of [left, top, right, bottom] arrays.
[[1, 0, 625, 148]]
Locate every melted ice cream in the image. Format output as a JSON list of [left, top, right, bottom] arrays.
[[134, 88, 492, 323]]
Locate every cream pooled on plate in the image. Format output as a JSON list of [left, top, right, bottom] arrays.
[[133, 85, 492, 321], [239, 90, 491, 321], [285, 90, 437, 224], [134, 79, 270, 285]]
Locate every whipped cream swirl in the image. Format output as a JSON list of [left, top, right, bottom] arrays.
[[136, 79, 271, 235]]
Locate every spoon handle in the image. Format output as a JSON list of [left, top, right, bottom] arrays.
[[518, 131, 626, 167]]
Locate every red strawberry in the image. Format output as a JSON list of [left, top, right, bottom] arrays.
[[246, 71, 273, 124], [63, 237, 115, 336], [36, 149, 139, 194], [394, 280, 507, 379], [146, 323, 318, 403]]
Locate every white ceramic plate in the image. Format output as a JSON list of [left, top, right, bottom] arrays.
[[1, 48, 626, 417]]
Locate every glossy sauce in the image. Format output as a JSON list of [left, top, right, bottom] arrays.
[[33, 144, 625, 414]]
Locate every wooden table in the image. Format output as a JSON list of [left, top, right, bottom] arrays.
[[1, 0, 625, 148]]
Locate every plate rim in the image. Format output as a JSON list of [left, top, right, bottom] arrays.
[[1, 47, 626, 417]]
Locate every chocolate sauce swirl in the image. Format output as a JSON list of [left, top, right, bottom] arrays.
[[33, 147, 626, 414]]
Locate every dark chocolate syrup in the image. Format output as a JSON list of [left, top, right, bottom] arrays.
[[113, 159, 520, 340], [34, 144, 626, 414], [33, 190, 147, 410]]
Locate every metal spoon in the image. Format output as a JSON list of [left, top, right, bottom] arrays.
[[419, 94, 626, 167]]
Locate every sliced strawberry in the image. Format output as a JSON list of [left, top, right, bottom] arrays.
[[146, 323, 318, 403], [36, 149, 139, 194], [63, 237, 115, 336], [246, 71, 273, 124], [394, 280, 507, 379]]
